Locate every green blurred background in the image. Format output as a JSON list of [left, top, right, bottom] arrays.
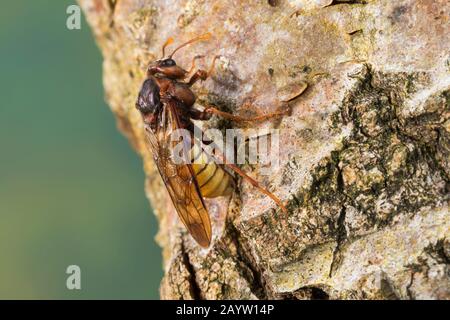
[[0, 1, 162, 299]]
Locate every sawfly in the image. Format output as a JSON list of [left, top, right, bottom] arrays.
[[136, 33, 287, 247]]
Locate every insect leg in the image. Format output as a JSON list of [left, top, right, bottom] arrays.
[[202, 105, 290, 123], [187, 55, 205, 74], [187, 56, 220, 86], [189, 108, 213, 121], [187, 69, 208, 86], [222, 162, 288, 213], [208, 147, 287, 213]]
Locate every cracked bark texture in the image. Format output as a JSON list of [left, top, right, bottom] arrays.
[[79, 0, 450, 299]]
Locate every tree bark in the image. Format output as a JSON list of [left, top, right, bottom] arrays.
[[79, 0, 449, 299]]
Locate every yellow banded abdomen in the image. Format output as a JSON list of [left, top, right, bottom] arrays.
[[190, 144, 233, 198]]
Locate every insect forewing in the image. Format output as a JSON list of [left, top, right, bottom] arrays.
[[144, 101, 212, 247]]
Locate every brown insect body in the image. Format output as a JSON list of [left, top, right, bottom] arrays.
[[147, 65, 234, 199], [136, 34, 286, 248], [137, 47, 235, 247]]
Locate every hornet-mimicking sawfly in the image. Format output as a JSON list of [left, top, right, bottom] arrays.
[[135, 33, 287, 247]]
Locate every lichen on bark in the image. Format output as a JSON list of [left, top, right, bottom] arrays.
[[79, 0, 449, 299]]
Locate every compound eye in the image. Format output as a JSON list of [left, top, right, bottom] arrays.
[[161, 59, 176, 67]]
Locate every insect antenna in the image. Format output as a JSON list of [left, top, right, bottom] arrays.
[[168, 32, 212, 59], [161, 37, 174, 59]]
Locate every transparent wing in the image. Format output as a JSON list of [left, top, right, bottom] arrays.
[[144, 101, 212, 247]]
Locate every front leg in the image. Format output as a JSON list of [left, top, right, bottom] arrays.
[[187, 55, 220, 86], [187, 69, 208, 86]]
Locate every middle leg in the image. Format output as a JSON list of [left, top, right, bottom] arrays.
[[201, 104, 290, 123]]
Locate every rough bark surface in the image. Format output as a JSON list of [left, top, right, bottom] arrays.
[[79, 0, 449, 299]]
